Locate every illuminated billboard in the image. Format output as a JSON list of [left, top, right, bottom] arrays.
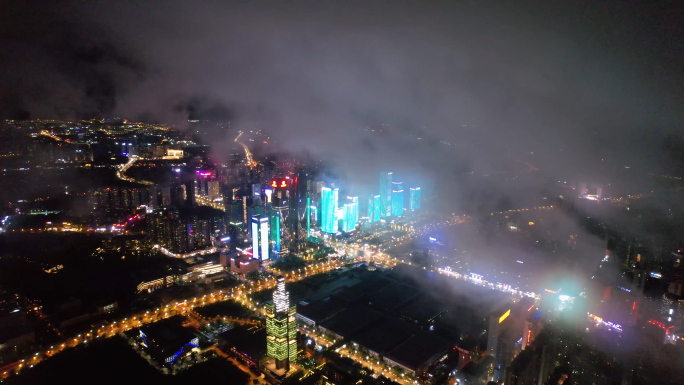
[[499, 309, 510, 323], [270, 179, 289, 189]]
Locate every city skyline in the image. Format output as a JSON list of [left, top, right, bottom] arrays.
[[1, 1, 683, 385]]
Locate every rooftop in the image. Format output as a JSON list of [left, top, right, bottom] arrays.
[[219, 324, 266, 362], [368, 283, 418, 312], [140, 315, 197, 356], [399, 295, 448, 323], [351, 317, 418, 355], [385, 331, 451, 371], [298, 295, 348, 324], [320, 305, 382, 339]]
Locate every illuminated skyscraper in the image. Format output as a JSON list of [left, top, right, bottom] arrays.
[[409, 187, 421, 211], [379, 172, 393, 217], [343, 196, 358, 232], [306, 194, 311, 238], [266, 277, 297, 370], [208, 180, 221, 201], [368, 194, 382, 223], [321, 187, 338, 233], [251, 215, 269, 261], [267, 204, 281, 253], [368, 195, 375, 223], [373, 195, 382, 222], [252, 184, 261, 198], [391, 182, 404, 216]]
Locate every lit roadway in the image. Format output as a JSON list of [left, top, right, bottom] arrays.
[[235, 131, 259, 168], [115, 155, 154, 185], [39, 130, 64, 142], [0, 260, 341, 381], [1, 205, 555, 381], [195, 195, 226, 211]]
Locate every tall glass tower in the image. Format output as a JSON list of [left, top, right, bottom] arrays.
[[266, 277, 297, 370], [367, 195, 374, 223], [342, 196, 358, 232], [321, 187, 338, 233], [391, 182, 404, 216], [379, 172, 392, 217], [251, 215, 269, 261], [373, 195, 382, 222], [267, 204, 280, 253], [409, 187, 421, 211]]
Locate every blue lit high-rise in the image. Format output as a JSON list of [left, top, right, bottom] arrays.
[[368, 194, 382, 223], [368, 195, 375, 223], [321, 187, 338, 233], [391, 182, 404, 216], [343, 196, 358, 232], [379, 172, 392, 217], [409, 187, 421, 211], [251, 215, 269, 261]]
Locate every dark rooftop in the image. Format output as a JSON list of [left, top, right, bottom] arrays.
[[399, 295, 448, 324], [320, 305, 382, 339], [351, 317, 418, 355], [368, 283, 419, 312], [219, 324, 267, 361], [385, 331, 451, 371], [332, 285, 367, 303], [140, 315, 197, 356], [333, 275, 395, 303], [298, 295, 348, 324]]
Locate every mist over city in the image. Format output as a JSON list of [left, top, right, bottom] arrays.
[[1, 2, 683, 385]]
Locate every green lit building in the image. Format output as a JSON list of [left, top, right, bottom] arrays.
[[266, 276, 297, 370], [409, 187, 421, 211], [267, 203, 281, 253]]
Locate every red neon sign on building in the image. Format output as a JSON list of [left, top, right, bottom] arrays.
[[270, 179, 288, 189]]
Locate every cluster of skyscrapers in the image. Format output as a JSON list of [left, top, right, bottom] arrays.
[[244, 171, 421, 260], [367, 172, 421, 224]]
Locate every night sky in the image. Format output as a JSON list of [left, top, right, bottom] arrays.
[[2, 1, 683, 183]]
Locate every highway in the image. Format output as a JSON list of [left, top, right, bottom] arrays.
[[195, 194, 226, 211], [1, 204, 557, 381], [235, 131, 259, 168], [115, 155, 154, 185], [0, 259, 341, 381], [39, 130, 64, 142]]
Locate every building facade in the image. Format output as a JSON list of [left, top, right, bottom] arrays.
[[266, 277, 297, 370], [379, 172, 393, 217], [409, 187, 421, 211], [391, 182, 404, 216], [342, 196, 358, 232], [321, 187, 339, 233], [251, 215, 270, 261]]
